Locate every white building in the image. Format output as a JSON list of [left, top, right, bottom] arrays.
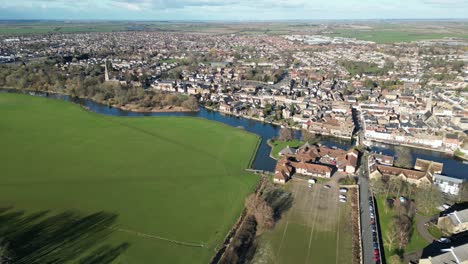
[[433, 174, 464, 196]]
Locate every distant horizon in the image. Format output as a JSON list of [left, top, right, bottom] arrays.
[[0, 18, 467, 23], [1, 0, 467, 21]]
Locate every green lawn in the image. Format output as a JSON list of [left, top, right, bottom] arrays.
[[268, 139, 304, 160], [375, 196, 429, 262], [0, 93, 260, 263]]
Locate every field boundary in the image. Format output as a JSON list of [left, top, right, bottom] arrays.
[[246, 136, 262, 169], [108, 226, 206, 248], [210, 175, 268, 264]]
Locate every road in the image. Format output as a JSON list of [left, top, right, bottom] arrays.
[[358, 161, 375, 264]]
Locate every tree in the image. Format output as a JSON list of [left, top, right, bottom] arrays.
[[384, 224, 398, 253], [394, 146, 412, 168], [301, 129, 317, 143], [277, 127, 294, 141], [245, 194, 274, 231], [181, 96, 199, 111], [394, 214, 412, 250], [415, 185, 442, 215]]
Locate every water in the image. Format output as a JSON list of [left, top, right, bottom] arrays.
[[2, 89, 467, 179]]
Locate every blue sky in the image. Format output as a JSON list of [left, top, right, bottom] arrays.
[[0, 0, 467, 20]]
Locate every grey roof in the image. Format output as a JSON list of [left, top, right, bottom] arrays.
[[434, 174, 464, 184], [279, 146, 296, 156], [448, 208, 468, 225], [424, 243, 468, 264]]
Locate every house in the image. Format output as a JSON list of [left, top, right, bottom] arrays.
[[418, 243, 468, 264], [370, 153, 394, 166], [370, 158, 444, 186], [370, 165, 431, 186], [437, 208, 468, 235], [278, 146, 297, 157], [290, 162, 332, 178], [274, 158, 294, 184], [433, 174, 464, 196], [414, 159, 443, 176]]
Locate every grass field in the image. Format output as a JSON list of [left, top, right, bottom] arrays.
[[253, 179, 353, 264], [330, 29, 468, 43], [0, 93, 260, 263], [375, 196, 429, 262]]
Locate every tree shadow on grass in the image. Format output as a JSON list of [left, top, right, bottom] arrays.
[[0, 207, 129, 264]]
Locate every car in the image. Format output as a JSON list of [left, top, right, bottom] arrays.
[[372, 226, 376, 232], [374, 255, 380, 262], [339, 187, 348, 193], [339, 194, 346, 199], [339, 198, 347, 203], [370, 212, 375, 218], [442, 203, 451, 210], [374, 249, 379, 255], [324, 184, 331, 189], [438, 237, 451, 243], [373, 242, 378, 249]]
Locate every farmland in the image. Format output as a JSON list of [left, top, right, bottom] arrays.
[[0, 93, 260, 263], [252, 179, 354, 264]]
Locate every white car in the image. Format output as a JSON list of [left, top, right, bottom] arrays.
[[339, 194, 346, 199], [323, 185, 331, 189], [339, 188, 348, 193], [339, 198, 347, 203], [438, 237, 451, 243]]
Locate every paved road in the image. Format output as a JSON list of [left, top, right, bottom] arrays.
[[358, 167, 374, 264]]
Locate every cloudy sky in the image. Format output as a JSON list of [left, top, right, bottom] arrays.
[[0, 0, 467, 20]]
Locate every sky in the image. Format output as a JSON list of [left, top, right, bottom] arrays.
[[0, 0, 467, 21]]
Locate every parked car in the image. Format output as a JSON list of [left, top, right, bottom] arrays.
[[339, 187, 348, 193], [324, 185, 331, 189], [339, 194, 346, 199], [373, 242, 378, 249], [438, 237, 451, 243], [339, 198, 347, 203]]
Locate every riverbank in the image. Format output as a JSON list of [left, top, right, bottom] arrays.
[[365, 139, 453, 155], [0, 87, 198, 114]]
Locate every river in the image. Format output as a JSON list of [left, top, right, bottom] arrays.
[[2, 89, 467, 179]]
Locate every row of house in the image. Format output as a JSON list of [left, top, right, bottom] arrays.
[[369, 154, 465, 195]]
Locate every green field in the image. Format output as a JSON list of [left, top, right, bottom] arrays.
[[375, 196, 429, 262], [0, 93, 260, 263], [330, 29, 468, 43], [253, 180, 353, 264]]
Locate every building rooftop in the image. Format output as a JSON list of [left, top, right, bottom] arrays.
[[422, 243, 468, 264], [448, 208, 468, 225], [434, 174, 464, 184]]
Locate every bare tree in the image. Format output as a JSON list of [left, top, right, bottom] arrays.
[[394, 146, 412, 168], [245, 195, 274, 231], [277, 127, 294, 141], [415, 185, 443, 215], [384, 224, 398, 253]]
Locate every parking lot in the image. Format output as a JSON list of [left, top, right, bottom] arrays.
[[256, 178, 353, 264]]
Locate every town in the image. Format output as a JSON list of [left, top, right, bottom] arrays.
[[1, 20, 468, 264]]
